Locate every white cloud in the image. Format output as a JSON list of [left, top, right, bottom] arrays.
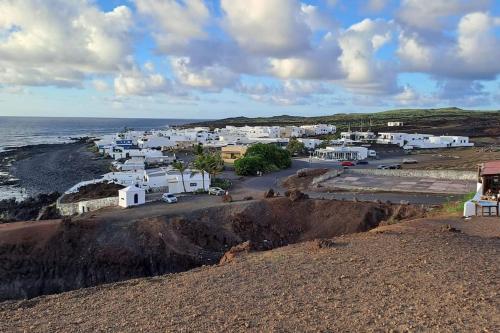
[[301, 4, 336, 31], [134, 0, 210, 53], [220, 0, 311, 57], [397, 0, 491, 31], [0, 0, 133, 87], [398, 11, 500, 80], [114, 67, 171, 96], [338, 19, 399, 94], [237, 79, 333, 106], [171, 57, 239, 92]]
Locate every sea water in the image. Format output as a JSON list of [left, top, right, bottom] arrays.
[[0, 116, 202, 200], [0, 116, 200, 152]]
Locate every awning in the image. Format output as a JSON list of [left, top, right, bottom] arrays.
[[480, 161, 500, 176]]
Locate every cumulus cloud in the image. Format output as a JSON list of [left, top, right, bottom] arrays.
[[0, 0, 133, 87], [398, 11, 500, 80], [338, 19, 399, 94], [0, 0, 498, 110], [237, 79, 333, 105], [134, 0, 210, 53], [114, 67, 171, 96], [397, 0, 491, 31], [220, 0, 311, 57], [171, 57, 239, 92]]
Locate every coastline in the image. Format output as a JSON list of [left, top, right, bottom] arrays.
[[0, 140, 111, 200]]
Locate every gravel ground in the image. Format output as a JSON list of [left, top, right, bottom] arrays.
[[3, 142, 111, 195], [0, 217, 498, 332]]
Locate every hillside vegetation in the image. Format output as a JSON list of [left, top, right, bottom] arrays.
[[190, 107, 500, 137]]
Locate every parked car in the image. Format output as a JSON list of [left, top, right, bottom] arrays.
[[388, 164, 402, 169], [402, 158, 418, 164], [357, 160, 369, 165], [378, 164, 402, 170], [162, 193, 178, 203], [341, 161, 355, 167], [208, 187, 225, 196]]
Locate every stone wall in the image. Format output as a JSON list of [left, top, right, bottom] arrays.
[[57, 196, 118, 216], [312, 169, 343, 185], [347, 168, 476, 181]]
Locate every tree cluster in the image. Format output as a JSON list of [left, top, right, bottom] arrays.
[[234, 143, 291, 176]]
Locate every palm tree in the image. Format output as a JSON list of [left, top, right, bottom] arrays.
[[205, 153, 224, 183], [192, 154, 209, 191], [194, 143, 204, 156], [171, 160, 188, 193]]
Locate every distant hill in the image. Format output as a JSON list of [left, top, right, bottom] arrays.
[[189, 107, 500, 137]]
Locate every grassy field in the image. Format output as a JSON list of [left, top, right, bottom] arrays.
[[189, 107, 500, 137]]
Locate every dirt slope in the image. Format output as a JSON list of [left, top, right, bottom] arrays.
[[0, 198, 420, 301], [0, 217, 498, 332]]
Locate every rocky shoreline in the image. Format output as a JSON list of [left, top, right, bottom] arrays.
[[0, 140, 111, 200]]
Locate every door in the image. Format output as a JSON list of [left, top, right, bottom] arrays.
[[134, 193, 139, 204]]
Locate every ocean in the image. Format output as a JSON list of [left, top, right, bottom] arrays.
[[0, 116, 201, 152], [0, 116, 202, 201]]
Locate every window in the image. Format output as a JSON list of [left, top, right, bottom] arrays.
[[190, 183, 197, 187]]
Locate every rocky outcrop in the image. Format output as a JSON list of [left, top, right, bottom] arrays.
[[0, 198, 426, 301]]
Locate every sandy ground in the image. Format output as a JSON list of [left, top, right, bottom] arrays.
[[0, 216, 498, 332]]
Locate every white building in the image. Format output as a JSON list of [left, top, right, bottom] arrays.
[[388, 121, 404, 127], [119, 186, 146, 208], [300, 124, 336, 136], [377, 132, 473, 149], [166, 169, 210, 194], [340, 131, 377, 142], [314, 146, 373, 161], [298, 138, 323, 150], [113, 157, 146, 171]]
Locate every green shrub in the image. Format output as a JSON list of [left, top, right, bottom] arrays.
[[234, 155, 267, 176], [245, 143, 291, 169], [211, 178, 232, 190]]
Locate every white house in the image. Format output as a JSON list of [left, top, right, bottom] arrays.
[[388, 121, 404, 127], [300, 124, 336, 136], [166, 169, 210, 194], [314, 146, 373, 161], [298, 138, 323, 150], [341, 131, 377, 142], [118, 186, 146, 208], [113, 157, 146, 171], [377, 132, 473, 149]]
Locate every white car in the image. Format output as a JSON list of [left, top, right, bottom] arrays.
[[208, 187, 225, 196], [162, 193, 178, 203]]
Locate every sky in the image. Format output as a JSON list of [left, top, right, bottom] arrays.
[[0, 0, 499, 119]]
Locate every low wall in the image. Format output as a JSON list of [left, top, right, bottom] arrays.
[[312, 169, 343, 185], [57, 196, 118, 216], [347, 168, 476, 181]]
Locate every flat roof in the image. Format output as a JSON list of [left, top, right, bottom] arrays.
[[480, 161, 500, 176]]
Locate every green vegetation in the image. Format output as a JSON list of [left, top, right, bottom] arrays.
[[286, 138, 305, 155], [211, 178, 232, 190], [171, 160, 189, 193], [192, 151, 224, 189], [234, 143, 291, 176], [439, 191, 477, 215]]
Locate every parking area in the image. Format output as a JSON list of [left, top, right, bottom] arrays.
[[321, 174, 476, 195]]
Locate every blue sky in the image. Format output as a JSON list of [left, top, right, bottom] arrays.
[[0, 0, 499, 119]]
